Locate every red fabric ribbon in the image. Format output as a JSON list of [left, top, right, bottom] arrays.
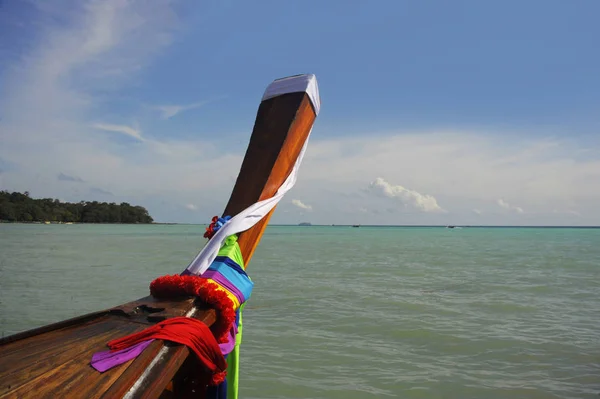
[[150, 274, 236, 343], [107, 316, 227, 386]]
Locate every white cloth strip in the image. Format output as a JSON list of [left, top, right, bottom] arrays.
[[262, 74, 320, 115], [183, 75, 319, 276]]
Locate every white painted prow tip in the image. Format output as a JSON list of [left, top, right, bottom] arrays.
[[262, 74, 320, 115]]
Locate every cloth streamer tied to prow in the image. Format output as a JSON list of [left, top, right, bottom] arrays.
[[89, 73, 321, 399]]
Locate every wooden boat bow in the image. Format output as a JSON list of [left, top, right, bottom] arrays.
[[0, 74, 320, 399]]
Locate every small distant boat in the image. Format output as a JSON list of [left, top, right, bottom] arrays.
[[352, 224, 360, 228], [447, 225, 455, 229]]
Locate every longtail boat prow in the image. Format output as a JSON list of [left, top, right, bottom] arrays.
[[0, 74, 321, 398]]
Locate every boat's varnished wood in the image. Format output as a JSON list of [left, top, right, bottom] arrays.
[[224, 93, 317, 265], [0, 318, 139, 399], [0, 310, 111, 347], [0, 319, 132, 381], [0, 297, 212, 398], [223, 92, 307, 217], [0, 317, 112, 359]]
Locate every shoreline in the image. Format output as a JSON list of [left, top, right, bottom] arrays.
[[0, 221, 158, 225]]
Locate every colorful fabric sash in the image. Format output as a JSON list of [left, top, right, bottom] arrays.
[[205, 258, 253, 303], [90, 233, 250, 399], [202, 235, 248, 399], [108, 317, 227, 387], [91, 339, 154, 372]]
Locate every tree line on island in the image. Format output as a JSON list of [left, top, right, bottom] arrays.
[[0, 191, 154, 223]]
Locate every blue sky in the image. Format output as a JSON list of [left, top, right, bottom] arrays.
[[1, 0, 599, 225]]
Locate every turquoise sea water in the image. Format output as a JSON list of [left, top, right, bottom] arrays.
[[1, 224, 599, 398]]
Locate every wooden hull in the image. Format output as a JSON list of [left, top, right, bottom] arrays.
[[0, 75, 319, 398], [0, 296, 213, 398]]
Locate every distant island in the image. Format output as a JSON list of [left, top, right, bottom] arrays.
[[0, 191, 153, 224], [298, 222, 312, 226]]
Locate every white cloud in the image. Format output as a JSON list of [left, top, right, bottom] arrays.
[[154, 101, 212, 119], [368, 177, 445, 213], [473, 209, 482, 215], [497, 199, 525, 214], [288, 131, 600, 225], [553, 209, 581, 217], [497, 199, 510, 209], [91, 123, 144, 141], [185, 204, 198, 211], [291, 199, 312, 211]]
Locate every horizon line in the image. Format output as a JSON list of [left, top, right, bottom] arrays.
[[151, 223, 600, 228]]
